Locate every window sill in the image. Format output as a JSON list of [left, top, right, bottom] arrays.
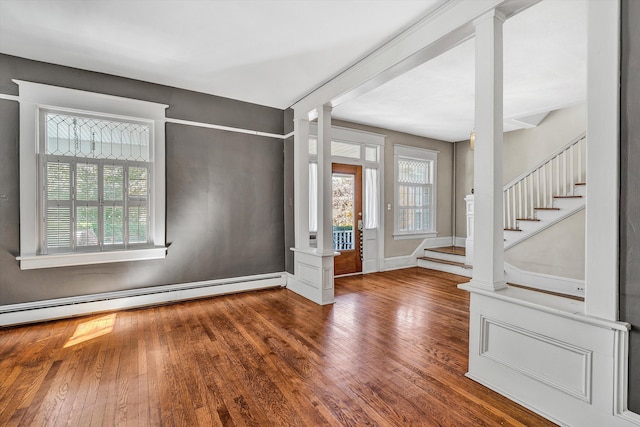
[[17, 247, 167, 270], [393, 231, 437, 240]]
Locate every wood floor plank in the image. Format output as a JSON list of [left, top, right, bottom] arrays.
[[0, 268, 557, 426]]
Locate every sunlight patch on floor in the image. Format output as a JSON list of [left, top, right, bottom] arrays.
[[63, 313, 116, 348]]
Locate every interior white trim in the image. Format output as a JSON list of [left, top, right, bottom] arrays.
[[1, 90, 290, 140], [464, 373, 565, 426], [166, 117, 286, 139], [584, 0, 621, 321], [0, 272, 286, 327], [479, 315, 593, 402], [504, 262, 584, 297], [0, 93, 19, 102], [14, 80, 168, 269], [291, 0, 538, 118], [459, 284, 628, 332], [16, 247, 167, 270], [384, 235, 455, 271]]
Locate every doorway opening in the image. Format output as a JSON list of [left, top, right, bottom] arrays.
[[332, 163, 362, 276]]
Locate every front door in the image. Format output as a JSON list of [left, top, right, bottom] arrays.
[[332, 163, 362, 276]]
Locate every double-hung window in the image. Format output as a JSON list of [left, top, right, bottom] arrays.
[[394, 145, 438, 238], [16, 80, 167, 269], [42, 111, 152, 252]]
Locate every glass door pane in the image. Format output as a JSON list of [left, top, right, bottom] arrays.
[[332, 173, 355, 250]]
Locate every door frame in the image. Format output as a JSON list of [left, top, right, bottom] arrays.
[[309, 123, 385, 274]]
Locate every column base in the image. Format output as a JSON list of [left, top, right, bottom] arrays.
[[288, 248, 338, 305]]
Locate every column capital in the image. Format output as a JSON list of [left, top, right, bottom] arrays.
[[473, 8, 506, 27]]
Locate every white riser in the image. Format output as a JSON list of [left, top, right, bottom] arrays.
[[417, 258, 472, 278], [504, 194, 586, 249]]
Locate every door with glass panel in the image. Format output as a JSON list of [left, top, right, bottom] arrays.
[[332, 163, 362, 276]]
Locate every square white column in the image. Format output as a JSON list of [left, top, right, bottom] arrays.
[[293, 117, 310, 249], [288, 107, 336, 306], [470, 9, 507, 291], [316, 105, 333, 254]]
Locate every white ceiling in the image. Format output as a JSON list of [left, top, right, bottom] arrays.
[[0, 0, 586, 142]]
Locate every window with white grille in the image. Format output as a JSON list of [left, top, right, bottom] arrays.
[[394, 145, 438, 237], [42, 111, 152, 253], [15, 80, 167, 269]]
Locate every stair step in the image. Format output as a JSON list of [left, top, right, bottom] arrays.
[[504, 227, 522, 231], [553, 195, 582, 199], [426, 246, 466, 256], [417, 256, 471, 269], [575, 182, 586, 186], [534, 207, 560, 210], [516, 218, 540, 221]]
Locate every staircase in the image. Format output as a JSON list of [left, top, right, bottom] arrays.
[[418, 247, 472, 277], [503, 133, 586, 249], [418, 133, 587, 295]]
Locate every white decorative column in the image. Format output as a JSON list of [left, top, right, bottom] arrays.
[[293, 117, 310, 249], [288, 107, 336, 306], [465, 194, 474, 266], [316, 105, 333, 255], [584, 0, 620, 321], [469, 9, 506, 291]]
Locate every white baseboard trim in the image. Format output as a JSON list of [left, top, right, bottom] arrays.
[[0, 272, 287, 326], [465, 373, 565, 427], [422, 236, 456, 249], [504, 262, 585, 298], [454, 236, 466, 247], [384, 236, 455, 271]]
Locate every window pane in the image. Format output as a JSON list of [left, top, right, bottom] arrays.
[[47, 207, 71, 248], [398, 159, 430, 184], [104, 165, 124, 201], [128, 206, 148, 244], [47, 162, 71, 201], [104, 206, 124, 245], [309, 138, 317, 156], [332, 173, 354, 250], [129, 167, 148, 198], [76, 163, 98, 201], [44, 112, 150, 161], [331, 141, 360, 159], [76, 206, 98, 247], [365, 146, 378, 162]]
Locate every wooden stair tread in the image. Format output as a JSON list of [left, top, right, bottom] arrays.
[[418, 256, 471, 269], [575, 182, 586, 186], [534, 207, 560, 210], [516, 218, 540, 221], [504, 227, 522, 231], [553, 195, 582, 199], [426, 246, 466, 256]]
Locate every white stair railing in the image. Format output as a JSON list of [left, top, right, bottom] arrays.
[[503, 133, 586, 230]]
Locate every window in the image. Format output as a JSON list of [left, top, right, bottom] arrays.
[[42, 111, 152, 253], [394, 145, 437, 238], [15, 80, 167, 269]]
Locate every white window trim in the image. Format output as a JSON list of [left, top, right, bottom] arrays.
[[14, 80, 168, 269], [393, 144, 438, 239]]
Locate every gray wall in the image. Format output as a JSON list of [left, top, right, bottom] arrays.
[[331, 120, 454, 258], [0, 54, 286, 305], [620, 0, 640, 413]]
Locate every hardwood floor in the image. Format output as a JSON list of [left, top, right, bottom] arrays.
[[0, 268, 556, 426]]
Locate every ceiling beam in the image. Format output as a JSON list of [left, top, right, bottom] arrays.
[[291, 0, 540, 119]]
